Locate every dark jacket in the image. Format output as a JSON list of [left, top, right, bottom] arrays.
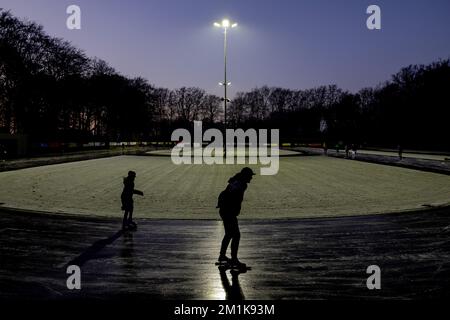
[[121, 177, 143, 202], [218, 174, 248, 217]]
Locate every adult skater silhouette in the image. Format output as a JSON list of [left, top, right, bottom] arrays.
[[121, 170, 144, 230], [217, 167, 255, 268]]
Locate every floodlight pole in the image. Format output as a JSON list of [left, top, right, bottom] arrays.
[[215, 19, 237, 128], [223, 27, 228, 128]]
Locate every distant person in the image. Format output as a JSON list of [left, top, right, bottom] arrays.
[[398, 144, 403, 160], [0, 144, 6, 162], [335, 143, 340, 155], [121, 170, 144, 230], [323, 142, 328, 156], [351, 144, 358, 160], [345, 144, 349, 159], [216, 167, 255, 268]]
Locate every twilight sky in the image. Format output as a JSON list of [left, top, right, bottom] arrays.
[[2, 0, 450, 97]]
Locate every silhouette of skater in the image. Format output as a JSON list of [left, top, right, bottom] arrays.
[[121, 170, 144, 229], [216, 167, 255, 268]]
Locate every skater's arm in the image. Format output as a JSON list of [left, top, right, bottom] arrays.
[[133, 189, 144, 196]]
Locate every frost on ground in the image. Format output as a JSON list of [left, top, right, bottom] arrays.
[[0, 155, 449, 219]]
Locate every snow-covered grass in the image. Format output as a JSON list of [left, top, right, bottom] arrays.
[[0, 155, 449, 219]]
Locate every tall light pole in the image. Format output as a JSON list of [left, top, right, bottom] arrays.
[[214, 19, 237, 128]]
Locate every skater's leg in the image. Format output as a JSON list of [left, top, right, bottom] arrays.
[[230, 230, 241, 260], [122, 211, 129, 229], [230, 218, 241, 260], [220, 217, 233, 257], [127, 208, 134, 224], [228, 217, 246, 268], [220, 234, 232, 257]]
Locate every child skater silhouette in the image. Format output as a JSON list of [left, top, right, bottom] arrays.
[[121, 170, 144, 230]]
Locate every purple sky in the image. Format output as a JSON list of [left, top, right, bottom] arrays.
[[2, 0, 450, 97]]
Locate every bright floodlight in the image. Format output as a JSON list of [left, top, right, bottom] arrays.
[[214, 19, 237, 29]]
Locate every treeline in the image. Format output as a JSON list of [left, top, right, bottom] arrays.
[[1, 9, 450, 151], [0, 9, 222, 146], [228, 60, 450, 150]]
